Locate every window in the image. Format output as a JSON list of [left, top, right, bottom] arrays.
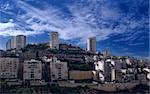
[[58, 67, 61, 69], [52, 74, 55, 78], [31, 69, 34, 73], [58, 77, 61, 79], [31, 74, 34, 78], [58, 74, 61, 77]]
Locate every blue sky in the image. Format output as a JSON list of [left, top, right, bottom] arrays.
[[0, 0, 149, 59]]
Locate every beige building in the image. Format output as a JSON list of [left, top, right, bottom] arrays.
[[23, 59, 42, 80], [0, 57, 19, 79], [50, 32, 59, 49], [87, 37, 96, 53], [50, 58, 68, 81]]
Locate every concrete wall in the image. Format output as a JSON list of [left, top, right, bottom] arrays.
[[69, 71, 93, 80]]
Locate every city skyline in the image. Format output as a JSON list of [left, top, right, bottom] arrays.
[[0, 0, 149, 59]]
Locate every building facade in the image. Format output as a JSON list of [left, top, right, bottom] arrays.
[[0, 57, 19, 79], [94, 60, 105, 82], [87, 37, 96, 53], [50, 32, 59, 49], [23, 59, 42, 80], [16, 35, 26, 50], [105, 59, 116, 82], [50, 61, 68, 81]]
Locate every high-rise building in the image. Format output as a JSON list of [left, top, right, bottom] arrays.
[[0, 57, 19, 79], [6, 35, 26, 50], [16, 35, 26, 49], [50, 32, 59, 49], [87, 37, 96, 53]]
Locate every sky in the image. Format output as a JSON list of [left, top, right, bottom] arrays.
[[0, 0, 149, 59]]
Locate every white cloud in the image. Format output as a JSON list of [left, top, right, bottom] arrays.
[[0, 0, 148, 45], [0, 20, 43, 36], [0, 22, 15, 30]]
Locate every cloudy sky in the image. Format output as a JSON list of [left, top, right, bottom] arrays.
[[0, 0, 149, 59]]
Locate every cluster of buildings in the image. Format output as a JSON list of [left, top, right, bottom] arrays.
[[0, 32, 150, 86], [0, 55, 68, 86]]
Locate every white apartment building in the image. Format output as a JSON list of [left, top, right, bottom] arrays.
[[0, 57, 19, 79], [94, 61, 105, 71], [94, 59, 116, 82], [50, 32, 59, 49], [94, 60, 105, 82], [23, 59, 42, 80]]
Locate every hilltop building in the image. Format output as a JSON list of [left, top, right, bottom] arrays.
[[50, 32, 59, 49], [87, 37, 96, 53]]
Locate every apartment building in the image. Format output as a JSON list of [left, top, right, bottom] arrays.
[[50, 59, 68, 81], [0, 57, 19, 79], [23, 59, 42, 80]]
